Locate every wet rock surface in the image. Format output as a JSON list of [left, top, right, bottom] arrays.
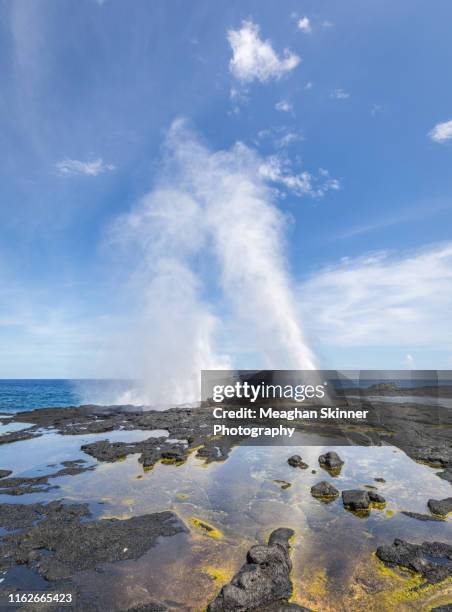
[[428, 497, 452, 516], [341, 489, 385, 512], [437, 468, 452, 483], [287, 455, 308, 469], [310, 481, 339, 500], [0, 505, 188, 580], [1, 397, 451, 488], [376, 538, 452, 584], [367, 491, 385, 504], [0, 500, 91, 531], [0, 428, 42, 445], [401, 511, 445, 522], [342, 490, 370, 511], [318, 451, 344, 475], [207, 528, 296, 611], [3, 405, 240, 472], [0, 459, 94, 496]]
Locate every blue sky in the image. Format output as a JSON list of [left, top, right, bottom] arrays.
[[1, 0, 452, 378]]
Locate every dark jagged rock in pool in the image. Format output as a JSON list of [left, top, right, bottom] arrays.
[[376, 539, 452, 584], [428, 497, 452, 516], [368, 491, 385, 504], [287, 455, 308, 469], [80, 437, 194, 470], [0, 507, 188, 580], [310, 481, 339, 500], [0, 500, 91, 531], [437, 468, 452, 484], [374, 477, 386, 483], [342, 490, 370, 511], [0, 459, 95, 496], [0, 469, 12, 478], [207, 527, 296, 611], [0, 428, 41, 445], [401, 511, 445, 522], [318, 451, 344, 475]]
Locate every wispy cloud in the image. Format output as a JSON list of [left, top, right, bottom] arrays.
[[275, 100, 293, 113], [259, 154, 340, 198], [56, 158, 115, 176], [297, 17, 312, 33], [335, 199, 452, 240], [331, 88, 350, 100], [299, 243, 452, 349], [429, 119, 452, 143], [255, 126, 303, 149], [228, 21, 300, 83]]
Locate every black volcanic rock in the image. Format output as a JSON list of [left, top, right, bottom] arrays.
[[401, 511, 444, 522], [0, 500, 91, 531], [0, 508, 188, 580], [376, 539, 452, 584], [368, 491, 386, 504], [437, 468, 452, 483], [287, 455, 308, 469], [0, 428, 41, 445], [208, 528, 296, 611], [0, 460, 94, 496], [310, 481, 339, 500], [428, 498, 452, 516], [318, 451, 344, 475], [342, 490, 370, 511]]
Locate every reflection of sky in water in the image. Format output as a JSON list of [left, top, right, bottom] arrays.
[[0, 430, 164, 482], [0, 431, 451, 610], [0, 421, 33, 436]]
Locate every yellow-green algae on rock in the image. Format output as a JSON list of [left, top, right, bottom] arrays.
[[190, 517, 224, 539]]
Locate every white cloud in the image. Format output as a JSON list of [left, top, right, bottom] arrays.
[[259, 154, 340, 198], [322, 20, 334, 28], [428, 119, 452, 143], [305, 81, 313, 90], [255, 126, 303, 149], [275, 100, 292, 112], [56, 158, 115, 176], [228, 21, 300, 83], [297, 17, 311, 33], [331, 88, 350, 100], [299, 243, 452, 349]]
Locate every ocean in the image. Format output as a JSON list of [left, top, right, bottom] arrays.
[[1, 375, 450, 413], [0, 379, 136, 412]]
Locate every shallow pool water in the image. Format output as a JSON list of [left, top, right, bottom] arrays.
[[0, 429, 451, 610]]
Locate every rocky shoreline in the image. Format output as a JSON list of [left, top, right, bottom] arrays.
[[0, 398, 451, 610]]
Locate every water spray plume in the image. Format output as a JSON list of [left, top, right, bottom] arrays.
[[111, 119, 317, 405]]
